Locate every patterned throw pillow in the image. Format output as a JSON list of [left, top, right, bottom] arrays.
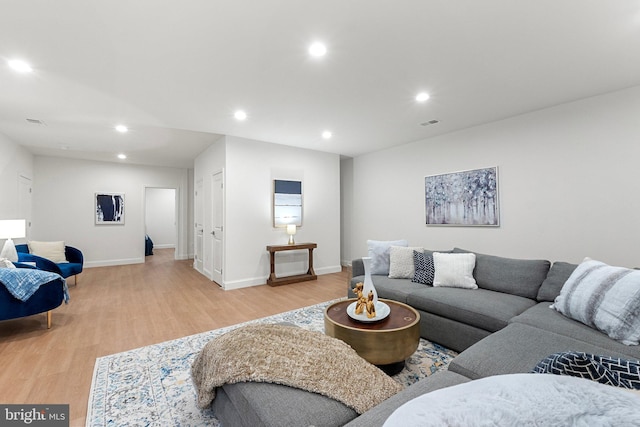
[[389, 246, 423, 279], [552, 258, 640, 345], [532, 352, 640, 390], [412, 250, 435, 285]]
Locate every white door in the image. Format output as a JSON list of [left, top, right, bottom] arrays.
[[18, 175, 32, 239], [211, 171, 224, 286], [194, 178, 204, 273]]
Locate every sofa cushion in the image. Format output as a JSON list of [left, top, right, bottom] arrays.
[[388, 246, 423, 279], [406, 287, 536, 333], [510, 303, 640, 359], [28, 240, 67, 263], [432, 252, 477, 289], [367, 239, 408, 275], [536, 261, 578, 302], [448, 323, 640, 380], [57, 262, 82, 278], [453, 248, 550, 299], [215, 381, 358, 427], [349, 275, 426, 303], [343, 371, 470, 427], [551, 258, 640, 345]]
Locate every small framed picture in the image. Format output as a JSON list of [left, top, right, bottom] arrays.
[[95, 193, 125, 225], [273, 179, 302, 227]]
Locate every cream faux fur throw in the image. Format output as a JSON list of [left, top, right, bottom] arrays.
[[191, 323, 404, 414]]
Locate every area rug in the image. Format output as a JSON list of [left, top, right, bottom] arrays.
[[86, 299, 458, 426]]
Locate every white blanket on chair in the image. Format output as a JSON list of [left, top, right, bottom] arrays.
[[384, 373, 640, 427]]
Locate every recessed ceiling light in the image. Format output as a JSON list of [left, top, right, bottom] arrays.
[[8, 59, 33, 73], [115, 124, 128, 133], [322, 130, 332, 139], [117, 153, 127, 160], [308, 42, 327, 57], [234, 110, 247, 121], [415, 92, 430, 102]]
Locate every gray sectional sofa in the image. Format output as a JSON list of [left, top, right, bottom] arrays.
[[211, 248, 640, 426], [344, 248, 640, 426]]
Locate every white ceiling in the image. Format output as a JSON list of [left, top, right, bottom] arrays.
[[2, 1, 640, 168]]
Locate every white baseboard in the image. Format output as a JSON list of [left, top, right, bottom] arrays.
[[153, 244, 176, 249], [85, 258, 144, 268], [221, 265, 343, 291]]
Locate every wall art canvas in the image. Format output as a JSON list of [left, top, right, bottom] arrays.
[[95, 193, 125, 225], [273, 180, 302, 227], [425, 167, 499, 226]]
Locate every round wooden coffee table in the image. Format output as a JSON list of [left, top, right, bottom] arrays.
[[324, 298, 420, 374]]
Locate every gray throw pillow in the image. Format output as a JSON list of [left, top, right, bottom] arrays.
[[552, 258, 640, 346], [367, 239, 408, 275]]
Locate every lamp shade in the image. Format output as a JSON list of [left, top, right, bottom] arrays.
[[286, 224, 296, 245], [0, 219, 26, 239]]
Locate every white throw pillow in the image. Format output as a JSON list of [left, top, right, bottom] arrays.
[[28, 240, 68, 263], [367, 239, 408, 275], [432, 252, 477, 289], [552, 257, 640, 346], [388, 246, 423, 279]]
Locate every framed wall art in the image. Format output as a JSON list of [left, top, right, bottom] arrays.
[[425, 167, 499, 226], [95, 193, 125, 225], [273, 179, 302, 227]]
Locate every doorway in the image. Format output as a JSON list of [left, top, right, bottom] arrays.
[[144, 187, 177, 259]]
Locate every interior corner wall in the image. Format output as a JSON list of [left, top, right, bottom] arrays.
[[0, 132, 33, 221], [222, 136, 341, 290], [32, 156, 193, 267], [340, 157, 354, 267], [348, 85, 640, 268]]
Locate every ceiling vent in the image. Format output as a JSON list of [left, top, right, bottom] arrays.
[[420, 119, 440, 126], [26, 118, 46, 125]]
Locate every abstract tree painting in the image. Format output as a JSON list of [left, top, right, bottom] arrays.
[[425, 167, 499, 226]]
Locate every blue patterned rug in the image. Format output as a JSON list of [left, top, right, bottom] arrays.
[[86, 299, 457, 426]]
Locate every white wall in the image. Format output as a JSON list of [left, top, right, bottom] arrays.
[[194, 136, 342, 289], [32, 156, 193, 266], [0, 132, 33, 220], [145, 188, 176, 248], [347, 85, 640, 268]]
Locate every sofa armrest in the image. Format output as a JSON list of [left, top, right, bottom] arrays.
[[16, 253, 63, 276], [65, 246, 84, 265]]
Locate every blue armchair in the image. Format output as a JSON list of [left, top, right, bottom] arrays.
[[1, 265, 67, 328], [15, 244, 84, 285]]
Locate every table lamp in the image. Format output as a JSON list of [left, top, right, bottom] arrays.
[[0, 219, 26, 262], [286, 224, 297, 245]]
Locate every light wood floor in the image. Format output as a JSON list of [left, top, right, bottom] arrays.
[[0, 249, 350, 426]]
